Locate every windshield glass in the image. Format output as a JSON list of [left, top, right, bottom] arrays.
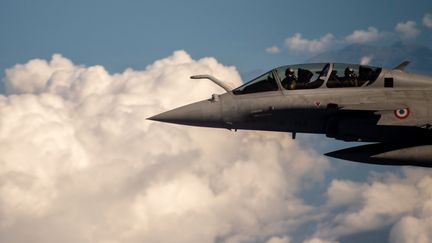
[[327, 63, 382, 88], [233, 71, 279, 95], [275, 63, 329, 90]]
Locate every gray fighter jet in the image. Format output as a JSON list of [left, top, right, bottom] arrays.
[[149, 62, 432, 167]]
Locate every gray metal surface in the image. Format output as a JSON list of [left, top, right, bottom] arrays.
[[149, 62, 432, 167]]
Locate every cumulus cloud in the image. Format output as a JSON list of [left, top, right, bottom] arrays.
[[395, 21, 420, 39], [325, 180, 365, 208], [265, 45, 282, 54], [345, 27, 383, 44], [310, 168, 432, 242], [389, 216, 432, 243], [303, 239, 338, 243], [266, 236, 291, 243], [360, 55, 373, 65], [0, 51, 331, 243], [423, 13, 432, 28], [4, 50, 432, 243], [284, 33, 334, 53]]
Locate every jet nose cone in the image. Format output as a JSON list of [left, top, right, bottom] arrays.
[[148, 105, 202, 123], [148, 100, 222, 128], [147, 113, 173, 122]]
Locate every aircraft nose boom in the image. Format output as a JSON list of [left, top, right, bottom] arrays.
[[148, 100, 223, 128]]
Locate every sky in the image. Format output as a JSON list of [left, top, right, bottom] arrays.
[[1, 0, 432, 74], [1, 1, 432, 243]]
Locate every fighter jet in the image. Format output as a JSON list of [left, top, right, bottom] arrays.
[[149, 62, 432, 167]]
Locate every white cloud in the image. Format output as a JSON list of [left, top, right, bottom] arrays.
[[325, 180, 365, 208], [266, 236, 291, 243], [311, 168, 432, 242], [360, 55, 373, 65], [395, 21, 420, 39], [303, 238, 338, 243], [4, 54, 76, 94], [266, 45, 282, 54], [423, 13, 432, 28], [389, 216, 432, 243], [0, 51, 330, 243], [345, 27, 383, 44], [6, 50, 432, 243], [284, 33, 334, 53]]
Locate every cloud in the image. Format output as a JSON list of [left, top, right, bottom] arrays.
[[266, 236, 291, 243], [325, 180, 365, 208], [395, 21, 420, 39], [389, 216, 432, 243], [311, 168, 432, 242], [360, 55, 373, 65], [284, 33, 334, 53], [344, 27, 383, 44], [4, 50, 432, 243], [303, 238, 338, 243], [265, 45, 282, 54], [0, 51, 330, 243], [423, 13, 432, 28]]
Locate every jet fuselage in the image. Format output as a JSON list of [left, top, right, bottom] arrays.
[[149, 62, 432, 167]]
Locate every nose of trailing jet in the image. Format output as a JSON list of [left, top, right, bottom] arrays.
[[148, 100, 223, 128]]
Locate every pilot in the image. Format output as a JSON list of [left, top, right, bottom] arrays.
[[343, 67, 358, 87], [282, 68, 297, 90]]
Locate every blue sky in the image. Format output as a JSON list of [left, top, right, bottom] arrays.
[[1, 1, 432, 243], [1, 0, 431, 75]]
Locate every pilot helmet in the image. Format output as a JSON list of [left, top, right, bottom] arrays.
[[285, 68, 295, 76], [345, 67, 354, 76]]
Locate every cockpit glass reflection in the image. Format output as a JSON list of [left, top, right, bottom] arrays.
[[233, 63, 383, 95], [327, 64, 382, 88], [275, 63, 328, 90], [233, 71, 279, 95]]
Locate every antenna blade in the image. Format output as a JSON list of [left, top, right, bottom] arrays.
[[393, 61, 410, 71]]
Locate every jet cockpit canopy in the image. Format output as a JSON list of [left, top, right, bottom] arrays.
[[232, 63, 382, 95]]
